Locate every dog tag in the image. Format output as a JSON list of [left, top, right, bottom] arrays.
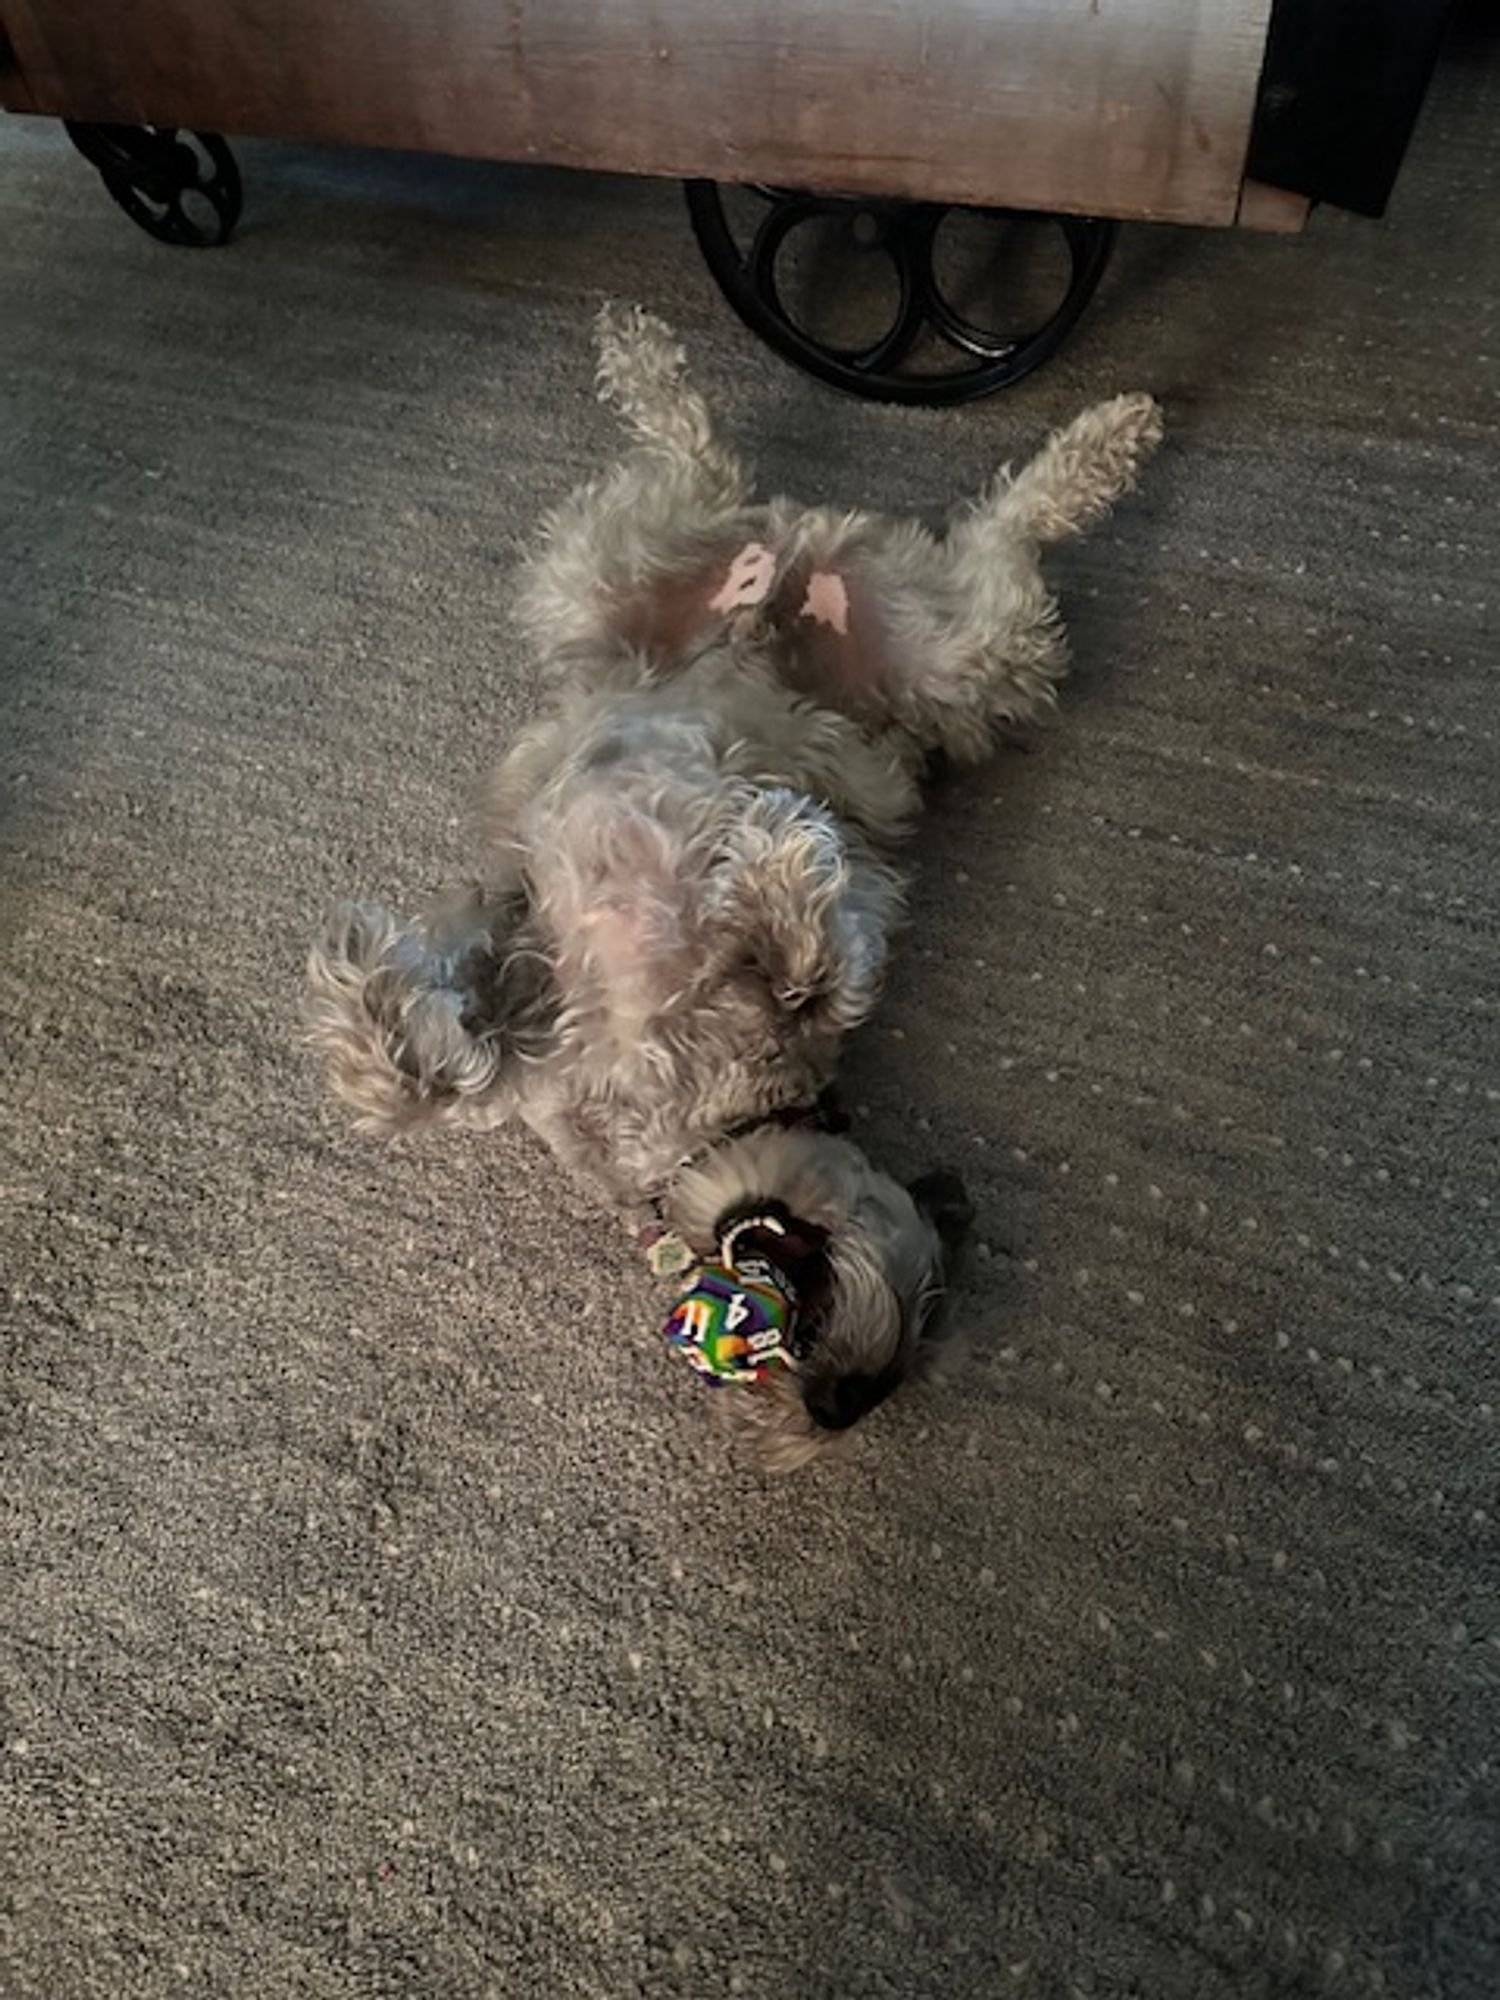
[[644, 1229, 696, 1279]]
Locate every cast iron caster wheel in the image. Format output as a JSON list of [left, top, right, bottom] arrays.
[[685, 180, 1116, 406], [64, 123, 242, 247]]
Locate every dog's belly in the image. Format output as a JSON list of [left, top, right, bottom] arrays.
[[518, 748, 834, 1184], [529, 767, 709, 1035], [522, 691, 758, 973]]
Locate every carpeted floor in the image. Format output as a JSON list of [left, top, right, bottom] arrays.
[[2, 36, 1496, 2000]]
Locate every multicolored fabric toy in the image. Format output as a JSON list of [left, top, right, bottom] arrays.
[[663, 1262, 794, 1385], [661, 1210, 803, 1386]]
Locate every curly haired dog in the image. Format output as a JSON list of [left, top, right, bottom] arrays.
[[307, 307, 1161, 1466]]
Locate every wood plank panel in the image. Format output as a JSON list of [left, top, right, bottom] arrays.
[[0, 0, 1275, 226]]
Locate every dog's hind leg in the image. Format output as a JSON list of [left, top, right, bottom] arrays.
[[305, 895, 549, 1137], [953, 393, 1164, 556], [910, 393, 1164, 751], [517, 308, 758, 678], [763, 395, 1162, 761], [592, 304, 748, 512]]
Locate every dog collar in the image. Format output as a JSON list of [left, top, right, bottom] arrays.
[[638, 1093, 846, 1278], [646, 1089, 848, 1211]]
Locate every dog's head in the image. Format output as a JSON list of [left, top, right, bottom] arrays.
[[667, 1127, 973, 1468]]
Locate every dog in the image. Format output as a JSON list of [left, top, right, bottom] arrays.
[[306, 307, 1161, 1466]]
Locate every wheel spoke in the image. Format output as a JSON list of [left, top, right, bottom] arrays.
[[747, 196, 918, 369], [689, 177, 1115, 405], [844, 215, 926, 374], [66, 121, 241, 247]]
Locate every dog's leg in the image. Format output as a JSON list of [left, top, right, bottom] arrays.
[[916, 393, 1164, 750], [954, 393, 1164, 554], [592, 303, 748, 511], [763, 395, 1162, 760], [517, 308, 757, 678], [305, 895, 548, 1137]]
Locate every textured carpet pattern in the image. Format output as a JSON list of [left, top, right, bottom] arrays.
[[2, 45, 1497, 2000]]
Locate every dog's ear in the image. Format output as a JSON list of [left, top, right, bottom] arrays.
[[909, 1170, 975, 1257]]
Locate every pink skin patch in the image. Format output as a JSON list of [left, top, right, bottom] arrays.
[[798, 569, 850, 635], [709, 541, 776, 614]]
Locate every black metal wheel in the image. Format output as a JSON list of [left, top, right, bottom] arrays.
[[64, 123, 242, 247], [685, 181, 1116, 405]]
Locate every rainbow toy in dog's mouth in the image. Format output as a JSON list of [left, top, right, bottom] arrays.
[[661, 1210, 805, 1385]]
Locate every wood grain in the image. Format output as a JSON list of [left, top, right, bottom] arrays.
[[0, 0, 1275, 226]]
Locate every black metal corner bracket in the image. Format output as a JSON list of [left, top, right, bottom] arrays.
[[65, 122, 242, 246], [1246, 0, 1457, 219], [685, 181, 1116, 406]]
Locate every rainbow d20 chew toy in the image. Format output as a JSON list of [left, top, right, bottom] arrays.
[[662, 1212, 802, 1385], [664, 1263, 794, 1385]]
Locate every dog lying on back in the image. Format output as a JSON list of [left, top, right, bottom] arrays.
[[307, 307, 1161, 1466]]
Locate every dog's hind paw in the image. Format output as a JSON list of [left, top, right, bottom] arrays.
[[594, 302, 686, 403]]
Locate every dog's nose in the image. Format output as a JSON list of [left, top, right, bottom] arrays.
[[805, 1383, 860, 1431], [805, 1375, 885, 1431]]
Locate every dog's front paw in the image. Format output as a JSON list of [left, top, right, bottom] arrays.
[[305, 900, 502, 1136]]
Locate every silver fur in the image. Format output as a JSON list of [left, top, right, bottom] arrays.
[[306, 307, 1162, 1467]]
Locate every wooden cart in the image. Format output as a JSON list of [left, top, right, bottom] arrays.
[[0, 0, 1454, 401]]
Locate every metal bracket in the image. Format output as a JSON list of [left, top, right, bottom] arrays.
[[1246, 0, 1456, 219]]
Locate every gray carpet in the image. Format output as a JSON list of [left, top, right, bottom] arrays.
[[2, 39, 1497, 2000]]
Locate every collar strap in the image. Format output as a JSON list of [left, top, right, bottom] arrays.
[[652, 1085, 850, 1209]]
